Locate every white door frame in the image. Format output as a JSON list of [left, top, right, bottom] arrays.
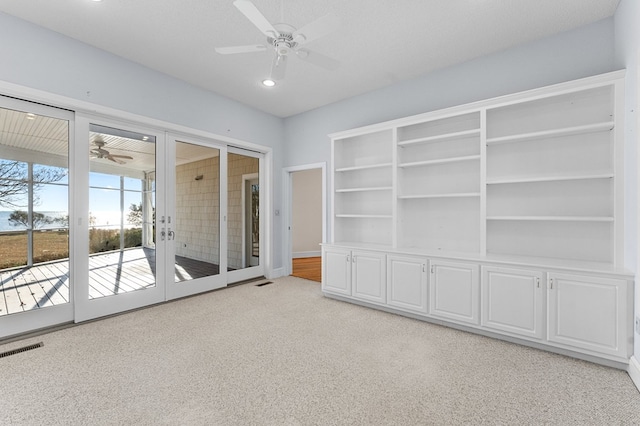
[[241, 173, 259, 268], [282, 162, 326, 276], [226, 147, 266, 283]]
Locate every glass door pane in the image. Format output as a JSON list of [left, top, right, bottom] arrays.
[[88, 124, 157, 299], [227, 150, 263, 283], [174, 141, 220, 283], [165, 137, 226, 300], [0, 99, 72, 338]]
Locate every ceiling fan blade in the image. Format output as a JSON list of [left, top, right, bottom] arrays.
[[296, 49, 340, 71], [233, 0, 278, 38], [270, 54, 287, 81], [108, 155, 134, 160], [215, 44, 267, 55], [292, 13, 339, 45]]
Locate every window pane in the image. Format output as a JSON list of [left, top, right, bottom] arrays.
[[88, 124, 156, 298], [33, 164, 68, 185], [89, 172, 120, 188], [89, 188, 120, 228], [174, 142, 220, 282], [35, 184, 68, 229], [227, 152, 259, 270], [0, 188, 28, 230], [33, 229, 69, 264], [0, 106, 69, 316], [123, 176, 142, 191]]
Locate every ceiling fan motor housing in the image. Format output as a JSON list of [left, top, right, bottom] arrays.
[[268, 31, 297, 56]]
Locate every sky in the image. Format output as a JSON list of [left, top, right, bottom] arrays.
[[0, 167, 145, 219]]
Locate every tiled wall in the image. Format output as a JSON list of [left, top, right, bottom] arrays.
[[175, 157, 220, 263], [174, 153, 258, 270]]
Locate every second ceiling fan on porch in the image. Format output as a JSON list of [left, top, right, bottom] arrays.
[[90, 139, 133, 164], [215, 0, 340, 83]]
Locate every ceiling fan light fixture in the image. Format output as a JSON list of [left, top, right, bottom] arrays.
[[262, 79, 276, 87]]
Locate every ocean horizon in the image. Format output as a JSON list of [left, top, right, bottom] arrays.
[[0, 210, 128, 232]]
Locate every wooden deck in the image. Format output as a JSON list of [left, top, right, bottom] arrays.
[[0, 248, 220, 316]]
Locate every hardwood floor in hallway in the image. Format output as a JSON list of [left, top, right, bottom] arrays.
[[291, 257, 321, 282]]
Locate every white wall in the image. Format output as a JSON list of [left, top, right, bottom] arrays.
[[283, 18, 616, 168], [614, 0, 640, 356], [0, 12, 286, 270], [292, 169, 322, 256]]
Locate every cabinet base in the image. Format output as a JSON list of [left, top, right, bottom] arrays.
[[323, 291, 630, 370]]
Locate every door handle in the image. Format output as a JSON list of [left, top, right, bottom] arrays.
[[168, 229, 175, 240], [160, 228, 166, 241]]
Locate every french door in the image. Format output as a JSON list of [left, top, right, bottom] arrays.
[[164, 134, 228, 300], [74, 121, 265, 320], [0, 96, 74, 339], [226, 148, 264, 283], [1, 107, 266, 333], [74, 116, 167, 321]]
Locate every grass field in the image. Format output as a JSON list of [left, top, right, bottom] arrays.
[[0, 228, 143, 269], [0, 230, 69, 269]]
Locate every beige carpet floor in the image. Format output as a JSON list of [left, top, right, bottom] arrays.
[[1, 276, 639, 425]]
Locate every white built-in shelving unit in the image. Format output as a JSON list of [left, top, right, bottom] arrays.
[[324, 71, 632, 366], [332, 129, 394, 245]]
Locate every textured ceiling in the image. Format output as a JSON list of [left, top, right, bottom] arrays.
[[0, 0, 621, 118]]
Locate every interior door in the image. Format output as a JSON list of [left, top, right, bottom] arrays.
[[74, 117, 166, 322], [227, 148, 264, 283], [165, 135, 227, 300], [0, 96, 74, 339]]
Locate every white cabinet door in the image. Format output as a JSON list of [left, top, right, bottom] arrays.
[[547, 273, 629, 359], [322, 247, 352, 296], [387, 255, 428, 314], [430, 260, 479, 325], [352, 250, 386, 304], [481, 266, 544, 339]]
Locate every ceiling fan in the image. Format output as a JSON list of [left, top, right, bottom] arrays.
[[90, 139, 133, 164], [215, 0, 340, 82]]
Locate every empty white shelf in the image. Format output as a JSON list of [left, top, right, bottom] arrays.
[[335, 163, 393, 172], [335, 214, 393, 218], [398, 155, 481, 169], [486, 121, 614, 145], [486, 173, 614, 185], [487, 216, 614, 222], [336, 186, 393, 193], [398, 129, 481, 147], [399, 193, 481, 200]]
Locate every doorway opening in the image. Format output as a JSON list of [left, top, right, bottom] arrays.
[[284, 164, 326, 282]]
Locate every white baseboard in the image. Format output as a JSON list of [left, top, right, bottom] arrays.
[[627, 356, 640, 392], [266, 267, 285, 279], [293, 251, 321, 258]]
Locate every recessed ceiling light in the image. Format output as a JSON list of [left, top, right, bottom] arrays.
[[26, 113, 36, 120], [262, 79, 276, 87]]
